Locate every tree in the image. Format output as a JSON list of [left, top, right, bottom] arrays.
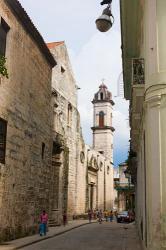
[[0, 56, 8, 79]]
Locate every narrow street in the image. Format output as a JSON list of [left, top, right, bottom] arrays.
[[2, 0, 165, 248], [21, 222, 142, 250]]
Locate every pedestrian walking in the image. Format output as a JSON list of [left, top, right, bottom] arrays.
[[39, 210, 48, 236], [98, 209, 103, 224], [88, 209, 92, 223], [109, 210, 113, 222], [104, 210, 109, 222], [96, 209, 99, 219], [93, 209, 97, 220], [63, 211, 67, 226]]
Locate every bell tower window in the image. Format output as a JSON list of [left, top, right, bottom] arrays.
[[99, 111, 104, 127], [100, 92, 103, 100]]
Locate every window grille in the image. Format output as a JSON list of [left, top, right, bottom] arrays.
[[0, 118, 7, 164]]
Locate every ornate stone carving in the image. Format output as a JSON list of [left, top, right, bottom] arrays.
[[80, 151, 85, 163], [88, 155, 98, 171], [132, 58, 144, 85], [99, 162, 103, 171]]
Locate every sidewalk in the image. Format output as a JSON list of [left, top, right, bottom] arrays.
[[0, 220, 93, 250], [120, 222, 142, 250]]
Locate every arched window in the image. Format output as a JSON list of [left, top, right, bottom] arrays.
[[100, 92, 103, 100], [99, 111, 104, 127], [110, 113, 113, 126]]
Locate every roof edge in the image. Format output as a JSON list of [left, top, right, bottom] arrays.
[[47, 41, 65, 49], [5, 0, 57, 68]]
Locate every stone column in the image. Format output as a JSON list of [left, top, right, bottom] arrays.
[[93, 185, 97, 210], [143, 1, 166, 248], [50, 153, 62, 226], [87, 185, 90, 210], [104, 161, 106, 211], [86, 149, 90, 212], [145, 85, 166, 250]]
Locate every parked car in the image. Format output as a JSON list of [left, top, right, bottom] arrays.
[[117, 211, 135, 223]]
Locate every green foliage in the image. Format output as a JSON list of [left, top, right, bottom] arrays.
[[0, 55, 9, 78], [125, 149, 137, 166]]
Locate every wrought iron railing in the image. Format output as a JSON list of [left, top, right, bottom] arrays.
[[132, 58, 145, 85]]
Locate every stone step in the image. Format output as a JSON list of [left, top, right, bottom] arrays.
[[48, 219, 61, 227]]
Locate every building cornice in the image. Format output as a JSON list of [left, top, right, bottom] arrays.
[[92, 100, 115, 106], [91, 126, 115, 132], [120, 0, 143, 100], [145, 84, 166, 108]]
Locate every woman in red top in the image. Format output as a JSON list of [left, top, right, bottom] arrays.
[[40, 210, 48, 236]]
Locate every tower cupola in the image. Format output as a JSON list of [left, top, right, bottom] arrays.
[[91, 82, 115, 161], [92, 83, 115, 105]]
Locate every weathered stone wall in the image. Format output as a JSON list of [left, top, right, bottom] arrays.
[[75, 145, 114, 214], [49, 42, 77, 108], [74, 142, 87, 215], [0, 0, 53, 241], [105, 161, 114, 210], [93, 131, 113, 161], [48, 42, 85, 219], [93, 102, 114, 161], [97, 159, 105, 210], [49, 42, 114, 219], [0, 1, 114, 242], [81, 146, 114, 212]]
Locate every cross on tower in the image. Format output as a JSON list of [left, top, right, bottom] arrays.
[[101, 78, 105, 84]]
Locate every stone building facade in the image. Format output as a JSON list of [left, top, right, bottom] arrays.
[[0, 0, 114, 241], [120, 0, 166, 249], [47, 42, 114, 223], [47, 41, 83, 223], [0, 0, 56, 241], [114, 163, 135, 212]]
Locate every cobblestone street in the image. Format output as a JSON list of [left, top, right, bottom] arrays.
[[21, 222, 142, 250]]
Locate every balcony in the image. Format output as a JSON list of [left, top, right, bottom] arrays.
[[114, 181, 134, 192], [132, 58, 145, 86]]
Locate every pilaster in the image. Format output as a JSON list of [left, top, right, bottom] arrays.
[[144, 84, 166, 249]]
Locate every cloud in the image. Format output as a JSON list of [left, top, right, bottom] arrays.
[[69, 30, 130, 165], [19, 0, 130, 166], [19, 0, 120, 51], [113, 110, 129, 140], [19, 0, 101, 51]]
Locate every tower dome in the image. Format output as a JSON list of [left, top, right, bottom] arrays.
[[92, 82, 115, 105], [91, 82, 115, 160]]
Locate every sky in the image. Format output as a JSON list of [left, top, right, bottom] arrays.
[[19, 0, 130, 166]]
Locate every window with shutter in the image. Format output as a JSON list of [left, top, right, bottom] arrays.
[[0, 118, 7, 164], [99, 111, 104, 127], [0, 18, 10, 56]]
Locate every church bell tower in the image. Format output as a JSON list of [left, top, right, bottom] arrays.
[[91, 83, 115, 162]]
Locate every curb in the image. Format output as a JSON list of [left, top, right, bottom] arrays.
[[11, 221, 97, 250]]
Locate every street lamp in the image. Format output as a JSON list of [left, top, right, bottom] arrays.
[[95, 0, 114, 32]]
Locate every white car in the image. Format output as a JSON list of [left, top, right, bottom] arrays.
[[117, 211, 129, 223]]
